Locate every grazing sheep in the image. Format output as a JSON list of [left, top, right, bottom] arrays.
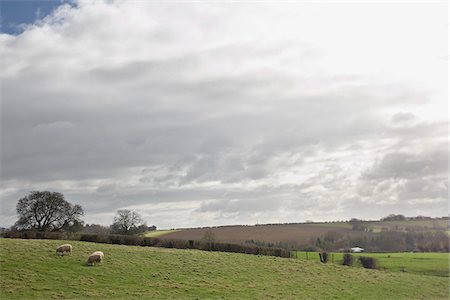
[[56, 244, 72, 255], [87, 253, 103, 266], [92, 251, 104, 259]]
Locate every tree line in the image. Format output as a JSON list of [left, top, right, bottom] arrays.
[[8, 191, 449, 253], [11, 191, 156, 235]]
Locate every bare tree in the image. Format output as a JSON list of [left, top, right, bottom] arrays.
[[202, 229, 215, 250], [15, 191, 84, 231], [111, 209, 146, 234]]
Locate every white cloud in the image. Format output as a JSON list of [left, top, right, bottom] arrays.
[[0, 1, 447, 227]]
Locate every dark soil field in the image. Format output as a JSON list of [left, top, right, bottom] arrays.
[[157, 219, 449, 248], [160, 223, 367, 245]]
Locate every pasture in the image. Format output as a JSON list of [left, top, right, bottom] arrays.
[[294, 251, 449, 277], [1, 238, 449, 299]]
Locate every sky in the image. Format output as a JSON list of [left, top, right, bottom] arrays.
[[0, 0, 448, 229], [0, 0, 73, 34]]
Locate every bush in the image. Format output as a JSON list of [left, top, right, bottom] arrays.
[[359, 256, 378, 269], [142, 237, 159, 247], [301, 246, 318, 252], [79, 234, 99, 243], [343, 253, 354, 266], [318, 252, 329, 263]]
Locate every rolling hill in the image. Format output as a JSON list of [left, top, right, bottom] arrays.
[[149, 219, 449, 249], [1, 238, 448, 299]]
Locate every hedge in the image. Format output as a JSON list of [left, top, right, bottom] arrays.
[[1, 231, 290, 258]]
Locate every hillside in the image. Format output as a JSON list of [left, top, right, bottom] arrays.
[[157, 223, 362, 244], [1, 239, 448, 299], [152, 219, 449, 251]]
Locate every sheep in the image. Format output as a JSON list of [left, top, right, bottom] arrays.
[[56, 244, 72, 255], [87, 252, 103, 266], [92, 251, 104, 259]]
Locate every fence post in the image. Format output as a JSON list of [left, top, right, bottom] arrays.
[[332, 254, 334, 263], [306, 252, 309, 260]]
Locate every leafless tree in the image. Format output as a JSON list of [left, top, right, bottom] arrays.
[[111, 209, 146, 234], [15, 191, 84, 231]]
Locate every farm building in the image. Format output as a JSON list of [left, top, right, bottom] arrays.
[[350, 246, 364, 253]]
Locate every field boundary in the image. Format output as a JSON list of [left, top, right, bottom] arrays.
[[0, 231, 290, 258]]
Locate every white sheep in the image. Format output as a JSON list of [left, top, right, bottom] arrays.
[[56, 244, 72, 255], [92, 251, 104, 259], [87, 252, 103, 266]]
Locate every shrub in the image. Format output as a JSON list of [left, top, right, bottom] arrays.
[[359, 256, 378, 269], [343, 253, 354, 266], [123, 235, 143, 246], [79, 234, 99, 243], [22, 231, 38, 239], [142, 237, 159, 247], [301, 246, 318, 252]]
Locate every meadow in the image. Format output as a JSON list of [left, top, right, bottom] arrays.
[[293, 251, 449, 277], [1, 238, 449, 299]]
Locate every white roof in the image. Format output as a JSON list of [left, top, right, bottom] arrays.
[[350, 246, 364, 251]]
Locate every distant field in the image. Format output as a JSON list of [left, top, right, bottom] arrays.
[[159, 223, 366, 244], [156, 219, 448, 246], [1, 239, 449, 299], [294, 251, 449, 277], [144, 230, 179, 237], [365, 220, 449, 232], [307, 222, 352, 229]]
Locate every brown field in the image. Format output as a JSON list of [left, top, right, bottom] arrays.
[[159, 219, 449, 246], [161, 223, 367, 245]]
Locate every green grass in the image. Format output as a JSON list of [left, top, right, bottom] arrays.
[[294, 251, 449, 277], [143, 229, 180, 238], [366, 220, 449, 231], [306, 219, 448, 232], [1, 239, 449, 299]]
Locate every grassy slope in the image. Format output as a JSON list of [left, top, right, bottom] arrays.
[[294, 252, 449, 277], [1, 239, 448, 299]]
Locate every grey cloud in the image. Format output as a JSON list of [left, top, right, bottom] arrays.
[[0, 2, 447, 227], [398, 177, 447, 202], [196, 198, 280, 214], [362, 147, 447, 180], [391, 112, 418, 124], [339, 196, 446, 221], [357, 145, 448, 212], [386, 121, 448, 141]]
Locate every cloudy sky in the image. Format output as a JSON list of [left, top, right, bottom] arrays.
[[0, 1, 448, 228]]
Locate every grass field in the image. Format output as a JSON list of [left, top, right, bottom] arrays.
[[364, 220, 449, 232], [293, 251, 449, 277], [1, 239, 449, 299]]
